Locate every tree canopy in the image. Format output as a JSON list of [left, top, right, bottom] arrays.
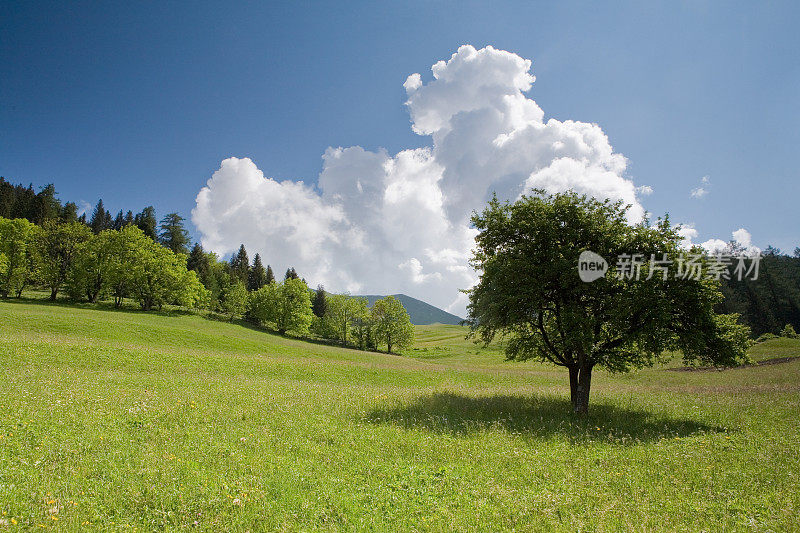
[[36, 220, 92, 300], [0, 217, 38, 298], [249, 278, 313, 335]]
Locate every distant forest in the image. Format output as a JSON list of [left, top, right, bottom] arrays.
[[2, 177, 799, 336], [718, 253, 800, 336]]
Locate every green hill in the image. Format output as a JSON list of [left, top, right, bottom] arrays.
[[1, 296, 799, 530], [357, 293, 464, 325]]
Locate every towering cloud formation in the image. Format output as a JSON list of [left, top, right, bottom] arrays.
[[193, 45, 650, 316]]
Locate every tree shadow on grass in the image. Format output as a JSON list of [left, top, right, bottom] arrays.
[[219, 315, 394, 354], [366, 392, 726, 444], [6, 294, 197, 317]]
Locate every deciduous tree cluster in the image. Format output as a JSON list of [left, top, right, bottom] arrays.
[[0, 217, 206, 310]]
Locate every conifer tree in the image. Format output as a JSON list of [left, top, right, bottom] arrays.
[[33, 184, 61, 224], [134, 206, 158, 240], [90, 200, 109, 234], [60, 202, 79, 223], [187, 243, 209, 276], [312, 285, 327, 318], [158, 212, 190, 254], [112, 210, 125, 230], [231, 244, 250, 283], [265, 264, 275, 285], [248, 253, 267, 291], [285, 267, 298, 280]]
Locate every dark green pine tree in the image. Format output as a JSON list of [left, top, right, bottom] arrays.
[[123, 210, 135, 227], [134, 206, 158, 240], [33, 184, 62, 224], [60, 202, 79, 223], [187, 243, 210, 278], [90, 200, 110, 234], [158, 213, 190, 254], [112, 210, 125, 230], [231, 244, 250, 284], [248, 253, 267, 291], [285, 267, 299, 280], [312, 285, 328, 318], [265, 264, 275, 285]]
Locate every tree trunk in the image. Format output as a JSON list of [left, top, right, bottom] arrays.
[[50, 287, 58, 301], [568, 365, 579, 410], [573, 364, 593, 415]]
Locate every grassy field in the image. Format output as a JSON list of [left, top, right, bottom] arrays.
[[1, 297, 799, 531]]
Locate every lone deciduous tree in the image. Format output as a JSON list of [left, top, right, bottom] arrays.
[[467, 191, 751, 414], [221, 281, 248, 321], [371, 296, 414, 353], [249, 278, 313, 335], [36, 221, 92, 300], [0, 217, 38, 298]]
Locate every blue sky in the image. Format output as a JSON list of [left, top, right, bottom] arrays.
[[2, 1, 798, 304]]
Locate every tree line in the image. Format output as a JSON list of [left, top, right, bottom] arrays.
[[0, 177, 169, 243], [193, 242, 414, 352], [0, 178, 414, 353]]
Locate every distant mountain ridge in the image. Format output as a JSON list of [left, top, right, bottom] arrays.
[[356, 294, 464, 325]]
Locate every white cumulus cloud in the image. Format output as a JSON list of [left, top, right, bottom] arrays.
[[676, 224, 699, 249], [193, 45, 652, 317], [679, 224, 761, 256]]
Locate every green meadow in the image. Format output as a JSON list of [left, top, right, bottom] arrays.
[[1, 297, 799, 531]]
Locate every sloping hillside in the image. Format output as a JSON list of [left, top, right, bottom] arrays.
[[357, 293, 463, 325], [2, 298, 800, 530]]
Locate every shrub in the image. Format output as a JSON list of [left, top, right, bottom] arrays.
[[755, 333, 779, 343]]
